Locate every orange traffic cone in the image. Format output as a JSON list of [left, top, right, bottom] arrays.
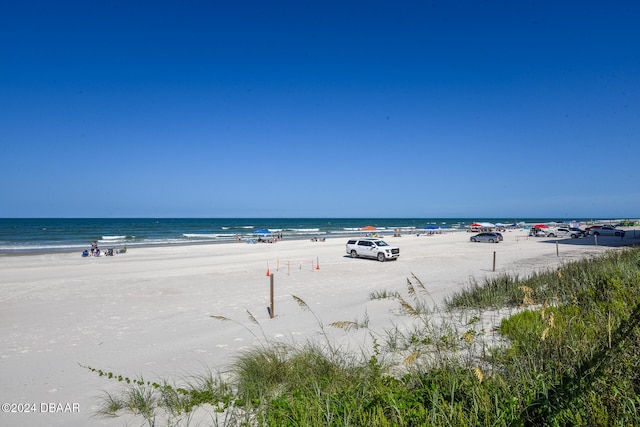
[[316, 257, 320, 270], [266, 263, 271, 276]]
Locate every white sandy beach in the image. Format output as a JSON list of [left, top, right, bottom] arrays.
[[1, 229, 638, 426]]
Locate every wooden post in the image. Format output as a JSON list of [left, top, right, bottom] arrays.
[[595, 234, 598, 246], [556, 241, 559, 257], [269, 273, 274, 319], [493, 251, 496, 272]]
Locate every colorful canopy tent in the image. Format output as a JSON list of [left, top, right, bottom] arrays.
[[471, 222, 495, 228], [533, 224, 549, 229], [253, 229, 271, 235], [361, 225, 377, 230]]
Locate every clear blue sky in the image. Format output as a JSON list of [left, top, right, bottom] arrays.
[[1, 1, 639, 218]]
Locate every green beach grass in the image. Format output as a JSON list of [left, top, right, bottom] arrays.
[[86, 246, 640, 426]]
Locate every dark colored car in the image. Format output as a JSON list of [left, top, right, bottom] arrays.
[[470, 232, 501, 243]]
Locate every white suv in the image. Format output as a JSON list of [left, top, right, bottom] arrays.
[[346, 238, 400, 262]]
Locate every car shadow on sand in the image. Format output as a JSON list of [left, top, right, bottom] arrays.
[[538, 232, 640, 248]]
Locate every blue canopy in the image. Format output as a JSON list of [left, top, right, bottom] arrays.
[[254, 229, 271, 234]]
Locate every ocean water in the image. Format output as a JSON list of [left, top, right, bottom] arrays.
[[0, 217, 598, 254]]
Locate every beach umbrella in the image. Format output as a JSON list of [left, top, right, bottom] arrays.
[[533, 224, 549, 229], [424, 225, 438, 230], [254, 229, 271, 235], [362, 225, 377, 230], [471, 223, 482, 227]]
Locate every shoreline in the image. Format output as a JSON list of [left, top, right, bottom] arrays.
[[0, 229, 460, 257], [0, 231, 362, 257]]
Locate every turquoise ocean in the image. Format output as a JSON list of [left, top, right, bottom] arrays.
[[0, 217, 601, 255]]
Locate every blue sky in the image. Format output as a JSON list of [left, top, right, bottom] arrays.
[[1, 1, 639, 218]]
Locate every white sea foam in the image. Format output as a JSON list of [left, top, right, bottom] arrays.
[[0, 243, 86, 251], [102, 235, 127, 240], [183, 233, 235, 239]]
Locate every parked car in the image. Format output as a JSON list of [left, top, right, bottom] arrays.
[[589, 225, 625, 237], [545, 228, 583, 238], [346, 238, 400, 261], [569, 227, 587, 237], [470, 232, 501, 243]]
